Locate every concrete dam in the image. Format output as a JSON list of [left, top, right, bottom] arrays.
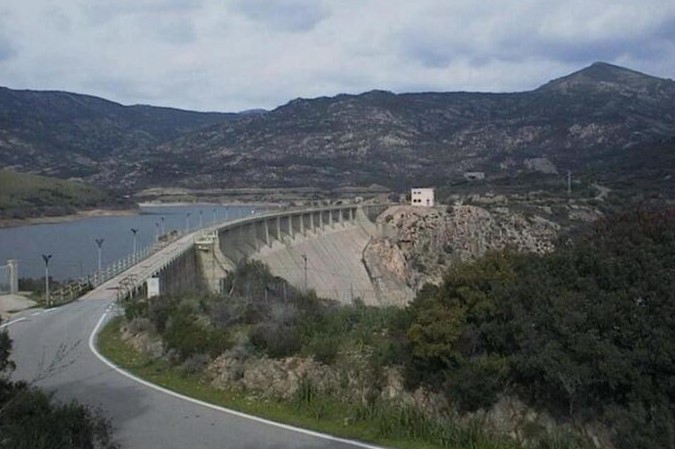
[[148, 204, 408, 306]]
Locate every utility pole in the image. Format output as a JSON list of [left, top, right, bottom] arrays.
[[302, 253, 308, 293], [42, 254, 52, 306], [95, 238, 104, 271], [130, 228, 138, 257]]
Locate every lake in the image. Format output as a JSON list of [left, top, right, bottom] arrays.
[[0, 204, 264, 281]]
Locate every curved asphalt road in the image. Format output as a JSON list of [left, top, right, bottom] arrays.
[[5, 247, 386, 449]]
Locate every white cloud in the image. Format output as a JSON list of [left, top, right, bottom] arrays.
[[230, 0, 329, 32], [0, 0, 673, 111]]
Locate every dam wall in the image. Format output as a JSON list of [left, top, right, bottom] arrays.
[[211, 204, 392, 305], [254, 222, 377, 304]]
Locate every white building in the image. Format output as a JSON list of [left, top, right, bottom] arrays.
[[411, 188, 435, 207]]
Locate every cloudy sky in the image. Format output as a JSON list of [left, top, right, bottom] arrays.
[[1, 0, 674, 112]]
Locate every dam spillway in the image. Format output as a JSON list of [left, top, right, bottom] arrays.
[[254, 223, 376, 304], [209, 204, 390, 306]]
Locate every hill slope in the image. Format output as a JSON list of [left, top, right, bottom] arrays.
[[0, 169, 130, 221], [0, 87, 238, 182], [1, 63, 674, 195], [134, 62, 675, 193]]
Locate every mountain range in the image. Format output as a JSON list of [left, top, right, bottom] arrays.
[[1, 62, 674, 196]]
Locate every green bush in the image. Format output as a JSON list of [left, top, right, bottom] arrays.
[[0, 384, 118, 449], [305, 333, 339, 365], [163, 312, 231, 360], [249, 323, 302, 358], [402, 207, 675, 448]]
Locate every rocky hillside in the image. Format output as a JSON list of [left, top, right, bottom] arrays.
[[365, 201, 602, 301], [1, 63, 673, 196], [131, 62, 675, 193], [0, 87, 239, 183]]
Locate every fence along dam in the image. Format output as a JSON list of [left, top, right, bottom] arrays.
[[143, 204, 399, 306]]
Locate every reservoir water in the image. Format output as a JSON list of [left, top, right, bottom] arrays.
[[0, 204, 263, 281]]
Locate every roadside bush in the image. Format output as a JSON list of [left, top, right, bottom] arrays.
[[123, 299, 148, 322], [163, 313, 231, 360], [0, 385, 118, 449], [180, 354, 212, 376], [305, 333, 339, 365], [249, 323, 302, 358], [126, 317, 155, 335], [146, 296, 180, 333]]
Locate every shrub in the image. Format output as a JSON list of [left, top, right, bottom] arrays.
[[249, 323, 302, 358], [305, 333, 339, 365], [0, 384, 118, 449], [163, 313, 231, 360]]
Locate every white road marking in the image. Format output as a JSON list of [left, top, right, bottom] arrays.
[[0, 316, 27, 329], [88, 309, 387, 449]]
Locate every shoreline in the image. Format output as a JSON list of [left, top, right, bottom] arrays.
[[0, 208, 139, 229], [137, 201, 283, 208], [0, 202, 282, 229]]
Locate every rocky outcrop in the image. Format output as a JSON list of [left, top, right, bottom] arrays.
[[206, 350, 612, 448], [364, 204, 561, 296]]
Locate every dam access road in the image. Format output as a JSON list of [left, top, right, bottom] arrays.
[[5, 215, 387, 449]]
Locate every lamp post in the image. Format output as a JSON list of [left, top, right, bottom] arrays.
[[95, 238, 104, 271], [302, 253, 308, 293], [130, 228, 138, 256], [42, 254, 52, 306]]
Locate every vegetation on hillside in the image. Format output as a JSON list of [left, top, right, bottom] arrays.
[[0, 169, 133, 220], [399, 206, 675, 448], [0, 324, 118, 448]]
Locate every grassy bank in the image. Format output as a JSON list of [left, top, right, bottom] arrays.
[[0, 169, 133, 222], [97, 317, 519, 449]]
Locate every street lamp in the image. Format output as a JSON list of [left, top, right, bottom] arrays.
[[302, 253, 308, 293], [42, 254, 52, 306], [130, 228, 138, 256], [95, 238, 104, 271]]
